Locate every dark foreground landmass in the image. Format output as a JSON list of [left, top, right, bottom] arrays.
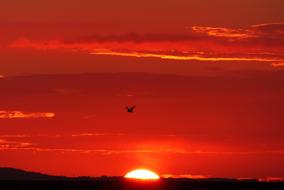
[[0, 168, 284, 190]]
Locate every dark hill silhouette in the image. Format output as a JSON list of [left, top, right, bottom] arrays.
[[0, 168, 68, 180], [0, 168, 284, 190]]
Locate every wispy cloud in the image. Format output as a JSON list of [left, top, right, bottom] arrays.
[[0, 134, 31, 138], [272, 62, 284, 67], [162, 174, 208, 179], [162, 176, 284, 181], [90, 49, 283, 62], [192, 26, 254, 39], [71, 133, 124, 137], [9, 23, 284, 67], [259, 177, 284, 182], [0, 138, 33, 149], [193, 23, 284, 39], [0, 110, 55, 119], [0, 133, 284, 155], [0, 133, 176, 139], [0, 146, 187, 155], [1, 143, 284, 155]]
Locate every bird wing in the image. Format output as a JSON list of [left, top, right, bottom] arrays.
[[130, 105, 136, 110]]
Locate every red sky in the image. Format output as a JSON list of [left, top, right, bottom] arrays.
[[0, 0, 284, 179]]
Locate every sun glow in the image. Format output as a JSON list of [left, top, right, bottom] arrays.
[[124, 169, 160, 180]]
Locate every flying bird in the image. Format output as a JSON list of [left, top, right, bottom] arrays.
[[126, 105, 136, 113]]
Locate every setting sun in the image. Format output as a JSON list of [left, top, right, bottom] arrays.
[[124, 169, 160, 180]]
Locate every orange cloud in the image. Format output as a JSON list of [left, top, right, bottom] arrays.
[[90, 49, 284, 63], [0, 146, 187, 154], [0, 110, 55, 119], [192, 26, 254, 39], [8, 23, 284, 67], [259, 177, 284, 182], [0, 134, 31, 138], [272, 62, 284, 67], [71, 133, 124, 137], [162, 174, 208, 179], [193, 23, 284, 39], [0, 138, 33, 149], [1, 142, 284, 155], [250, 23, 284, 37]]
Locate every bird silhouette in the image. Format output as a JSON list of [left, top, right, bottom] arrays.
[[126, 105, 136, 113]]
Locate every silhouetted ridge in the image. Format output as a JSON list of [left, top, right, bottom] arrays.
[[0, 168, 283, 190], [0, 168, 67, 180]]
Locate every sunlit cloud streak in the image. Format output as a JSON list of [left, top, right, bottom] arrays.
[[162, 174, 208, 179], [1, 145, 284, 155], [1, 133, 284, 155], [259, 177, 284, 182], [90, 49, 284, 62], [0, 146, 187, 154], [0, 138, 32, 149], [192, 26, 255, 39], [71, 133, 124, 137], [0, 133, 176, 138], [272, 62, 284, 67], [8, 23, 284, 67], [0, 135, 31, 138], [193, 23, 284, 39], [0, 110, 55, 119]]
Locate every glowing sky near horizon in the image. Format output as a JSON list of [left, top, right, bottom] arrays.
[[0, 0, 284, 179]]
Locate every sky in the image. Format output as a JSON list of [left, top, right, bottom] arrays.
[[0, 0, 284, 179]]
